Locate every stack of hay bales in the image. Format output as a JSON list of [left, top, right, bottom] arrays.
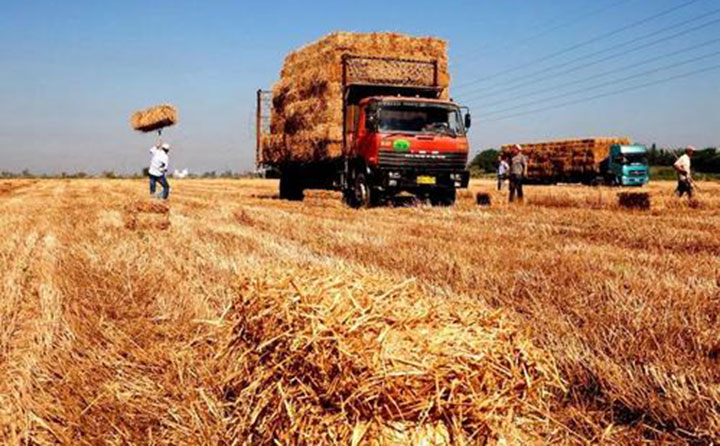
[[262, 32, 450, 164], [130, 104, 178, 133], [501, 137, 630, 183]]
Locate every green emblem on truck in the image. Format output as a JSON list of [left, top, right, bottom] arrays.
[[393, 139, 410, 151]]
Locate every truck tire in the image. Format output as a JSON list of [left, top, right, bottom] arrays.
[[345, 172, 373, 208], [430, 189, 456, 207], [279, 171, 304, 201]]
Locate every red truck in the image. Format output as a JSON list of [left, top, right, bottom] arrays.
[[257, 54, 472, 207]]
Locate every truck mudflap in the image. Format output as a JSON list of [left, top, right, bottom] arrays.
[[374, 168, 470, 190]]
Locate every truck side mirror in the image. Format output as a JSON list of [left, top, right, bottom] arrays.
[[366, 114, 378, 132], [464, 113, 472, 129]]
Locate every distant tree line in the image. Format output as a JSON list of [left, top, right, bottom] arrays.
[[468, 144, 720, 174]]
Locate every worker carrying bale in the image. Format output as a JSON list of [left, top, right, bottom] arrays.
[[149, 143, 171, 200], [673, 146, 695, 199], [130, 104, 178, 201]]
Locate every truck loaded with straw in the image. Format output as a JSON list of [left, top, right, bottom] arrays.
[[257, 32, 472, 207], [501, 138, 650, 186]]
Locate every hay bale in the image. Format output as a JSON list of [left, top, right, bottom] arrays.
[[124, 200, 169, 214], [131, 104, 178, 133], [264, 32, 449, 164], [476, 192, 491, 206], [217, 270, 563, 444], [617, 192, 650, 210]]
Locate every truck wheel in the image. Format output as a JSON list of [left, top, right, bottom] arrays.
[[346, 172, 372, 208], [430, 189, 456, 207], [279, 171, 304, 201]]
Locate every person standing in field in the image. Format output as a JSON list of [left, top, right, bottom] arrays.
[[497, 154, 509, 191], [149, 143, 171, 200], [673, 146, 694, 198], [509, 144, 528, 202]]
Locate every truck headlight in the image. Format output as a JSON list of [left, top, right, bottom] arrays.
[[450, 173, 462, 181], [388, 171, 401, 179]]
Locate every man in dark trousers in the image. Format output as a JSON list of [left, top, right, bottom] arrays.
[[509, 144, 528, 203], [673, 146, 694, 198], [148, 143, 171, 200]]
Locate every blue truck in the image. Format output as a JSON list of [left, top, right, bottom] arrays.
[[602, 144, 650, 186]]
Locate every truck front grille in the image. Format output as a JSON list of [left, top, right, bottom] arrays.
[[378, 151, 468, 171]]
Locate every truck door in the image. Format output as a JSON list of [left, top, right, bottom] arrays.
[[354, 103, 378, 165]]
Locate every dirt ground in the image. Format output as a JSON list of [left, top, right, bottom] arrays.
[[1, 178, 718, 445]]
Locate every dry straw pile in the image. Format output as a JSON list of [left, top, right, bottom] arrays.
[[476, 192, 492, 206], [502, 138, 630, 182], [217, 270, 564, 444], [263, 32, 449, 164], [130, 104, 178, 133], [617, 192, 651, 210]]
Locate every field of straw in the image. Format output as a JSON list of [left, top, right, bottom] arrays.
[[1, 178, 718, 445]]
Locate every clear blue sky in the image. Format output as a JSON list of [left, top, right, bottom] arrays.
[[1, 0, 718, 174]]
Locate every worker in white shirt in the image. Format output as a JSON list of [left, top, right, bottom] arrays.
[[497, 155, 509, 191], [149, 143, 171, 199], [673, 146, 694, 198]]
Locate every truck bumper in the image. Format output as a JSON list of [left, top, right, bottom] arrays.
[[374, 168, 470, 190], [621, 176, 648, 186]]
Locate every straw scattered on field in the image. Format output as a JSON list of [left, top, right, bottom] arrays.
[[1, 179, 719, 445]]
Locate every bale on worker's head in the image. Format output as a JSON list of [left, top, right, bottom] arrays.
[[131, 104, 178, 133], [476, 192, 491, 206], [617, 192, 650, 210]]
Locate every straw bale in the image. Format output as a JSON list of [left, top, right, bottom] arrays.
[[617, 192, 650, 210], [130, 104, 178, 133], [217, 269, 563, 444], [264, 32, 450, 164], [124, 200, 169, 214], [476, 192, 491, 206]]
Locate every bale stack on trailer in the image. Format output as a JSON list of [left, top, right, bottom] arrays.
[[262, 32, 450, 164], [501, 137, 630, 184]]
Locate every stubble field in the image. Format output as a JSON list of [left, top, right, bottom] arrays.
[[1, 178, 718, 445]]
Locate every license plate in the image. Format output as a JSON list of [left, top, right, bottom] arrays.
[[416, 176, 436, 185]]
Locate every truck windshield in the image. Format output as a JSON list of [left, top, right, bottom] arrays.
[[377, 104, 464, 137], [618, 153, 647, 165]]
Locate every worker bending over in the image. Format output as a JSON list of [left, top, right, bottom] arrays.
[[673, 146, 694, 198], [149, 143, 171, 200], [509, 144, 528, 202]]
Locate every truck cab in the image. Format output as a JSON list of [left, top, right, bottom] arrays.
[[345, 96, 471, 206], [606, 144, 649, 186]]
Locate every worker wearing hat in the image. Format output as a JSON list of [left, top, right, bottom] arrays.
[[149, 143, 171, 200], [673, 146, 695, 198], [509, 144, 528, 202]]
